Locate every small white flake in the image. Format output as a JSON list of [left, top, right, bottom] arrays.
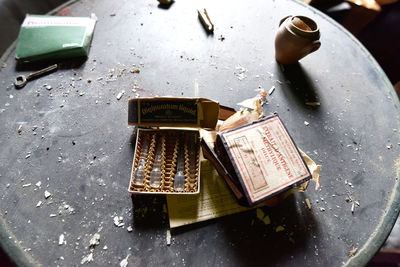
[[81, 252, 94, 264], [45, 85, 52, 90], [58, 234, 66, 245], [36, 201, 42, 207], [166, 229, 171, 246], [268, 86, 275, 95], [116, 90, 125, 100], [44, 190, 52, 199], [22, 183, 32, 188], [50, 214, 57, 217], [89, 233, 101, 248], [127, 226, 133, 232], [35, 181, 42, 187], [113, 216, 124, 227], [304, 121, 310, 126], [319, 207, 325, 212], [120, 255, 129, 267], [103, 245, 108, 250]]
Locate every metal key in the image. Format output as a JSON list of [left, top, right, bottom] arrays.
[[14, 64, 58, 89]]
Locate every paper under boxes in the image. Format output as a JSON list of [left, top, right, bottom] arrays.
[[204, 114, 312, 206], [127, 97, 219, 194]]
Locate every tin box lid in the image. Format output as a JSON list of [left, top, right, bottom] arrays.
[[128, 97, 219, 129]]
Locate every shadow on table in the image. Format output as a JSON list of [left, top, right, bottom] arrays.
[[131, 195, 169, 229], [14, 57, 88, 72], [276, 62, 321, 109], [172, 193, 321, 266]]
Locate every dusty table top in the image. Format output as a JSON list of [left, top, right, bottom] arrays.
[[0, 0, 399, 266]]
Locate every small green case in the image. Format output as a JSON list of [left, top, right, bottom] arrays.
[[15, 14, 97, 63]]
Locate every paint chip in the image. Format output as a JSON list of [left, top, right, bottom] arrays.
[[44, 190, 52, 199], [120, 255, 129, 267], [89, 233, 101, 248], [58, 234, 66, 245], [81, 252, 93, 264], [166, 229, 171, 246]]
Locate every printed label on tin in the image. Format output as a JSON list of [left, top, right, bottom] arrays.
[[139, 100, 198, 124], [223, 117, 309, 203]]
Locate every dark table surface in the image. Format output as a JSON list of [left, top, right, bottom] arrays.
[[1, 0, 399, 266]]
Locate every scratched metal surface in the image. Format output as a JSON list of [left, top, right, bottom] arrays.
[[0, 0, 399, 266]]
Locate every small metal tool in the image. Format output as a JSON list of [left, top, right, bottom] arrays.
[[14, 64, 58, 89], [198, 8, 214, 33]]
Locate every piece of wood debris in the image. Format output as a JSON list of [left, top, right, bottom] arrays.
[[348, 247, 358, 257], [305, 198, 312, 210], [275, 226, 285, 232], [256, 208, 264, 221], [120, 255, 129, 267], [89, 233, 101, 248], [17, 125, 22, 134], [262, 215, 271, 225], [87, 78, 92, 83], [166, 229, 171, 246], [130, 68, 140, 73], [305, 102, 321, 106]]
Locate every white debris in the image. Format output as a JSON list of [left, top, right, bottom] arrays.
[[58, 234, 66, 245], [89, 233, 101, 248], [116, 90, 125, 100], [166, 229, 171, 246], [50, 214, 57, 217], [81, 252, 94, 264], [304, 121, 310, 126], [22, 183, 32, 188], [44, 190, 52, 199], [35, 181, 41, 187], [113, 216, 124, 227], [103, 245, 108, 250], [127, 226, 133, 232], [120, 255, 129, 267], [234, 65, 247, 80], [45, 85, 52, 90], [36, 201, 42, 207], [319, 207, 325, 212], [268, 86, 275, 95]]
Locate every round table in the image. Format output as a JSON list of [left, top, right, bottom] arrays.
[[1, 0, 399, 266]]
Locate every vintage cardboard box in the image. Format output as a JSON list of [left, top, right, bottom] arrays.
[[15, 14, 96, 63], [127, 97, 219, 194], [205, 113, 312, 206]]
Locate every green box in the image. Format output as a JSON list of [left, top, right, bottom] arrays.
[[15, 14, 97, 63]]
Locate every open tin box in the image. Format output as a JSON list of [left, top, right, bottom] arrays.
[[128, 97, 219, 194], [202, 113, 312, 207]]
